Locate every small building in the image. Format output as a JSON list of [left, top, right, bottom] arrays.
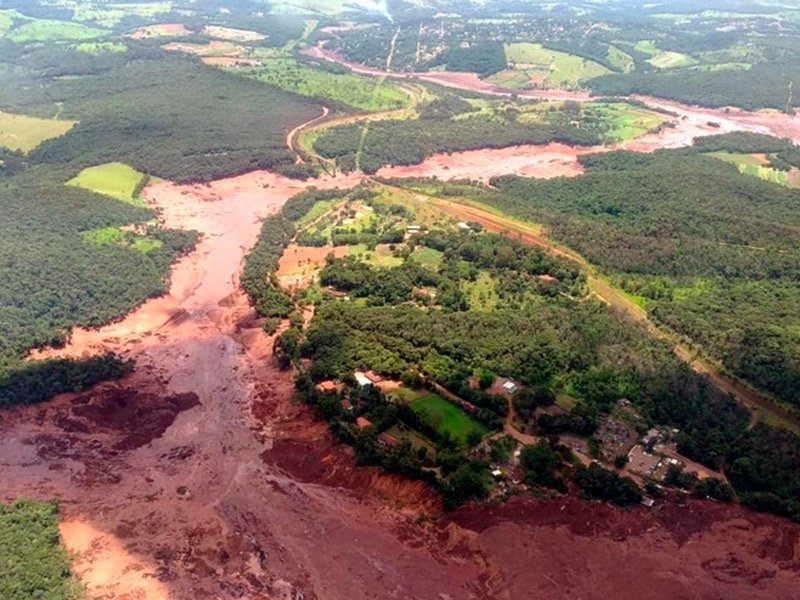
[[354, 372, 372, 387], [491, 469, 504, 479], [378, 432, 400, 447], [502, 379, 520, 396], [341, 398, 353, 411], [356, 416, 373, 429], [364, 370, 383, 384], [457, 222, 472, 231], [406, 224, 423, 235], [316, 380, 337, 393]]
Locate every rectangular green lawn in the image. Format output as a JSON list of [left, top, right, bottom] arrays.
[[67, 162, 153, 206], [410, 393, 487, 445]]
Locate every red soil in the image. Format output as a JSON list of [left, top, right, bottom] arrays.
[[127, 23, 189, 40], [276, 243, 347, 289]]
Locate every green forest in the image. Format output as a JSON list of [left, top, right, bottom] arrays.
[[0, 500, 82, 600], [239, 182, 800, 518]]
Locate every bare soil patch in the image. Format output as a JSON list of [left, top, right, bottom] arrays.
[[127, 23, 189, 40], [276, 243, 347, 289]]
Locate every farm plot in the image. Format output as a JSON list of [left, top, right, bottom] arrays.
[[410, 393, 488, 445], [492, 43, 610, 89], [0, 111, 76, 153], [7, 18, 108, 42], [67, 162, 153, 206], [589, 102, 667, 141], [127, 23, 189, 39], [203, 25, 265, 42], [234, 57, 411, 112], [707, 152, 800, 188]]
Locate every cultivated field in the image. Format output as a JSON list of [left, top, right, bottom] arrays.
[[411, 393, 488, 445], [67, 162, 152, 205], [493, 43, 610, 89], [0, 111, 75, 153]]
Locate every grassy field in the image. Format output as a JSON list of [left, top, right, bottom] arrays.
[[67, 162, 152, 206], [0, 111, 76, 153], [463, 271, 499, 311], [0, 499, 83, 600], [236, 58, 411, 112], [68, 1, 172, 27], [410, 246, 443, 269], [496, 42, 610, 88], [633, 40, 697, 69], [590, 101, 666, 141], [385, 423, 437, 455], [7, 18, 108, 42], [607, 45, 635, 72], [410, 393, 487, 445], [707, 152, 800, 187], [347, 244, 404, 267], [72, 41, 127, 54]]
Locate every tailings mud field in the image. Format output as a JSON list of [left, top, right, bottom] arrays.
[[2, 167, 799, 599], [3, 72, 800, 596]]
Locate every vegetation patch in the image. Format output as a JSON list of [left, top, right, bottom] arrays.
[[0, 499, 83, 600], [8, 18, 108, 42], [411, 393, 488, 446], [0, 111, 75, 153], [496, 43, 611, 89], [234, 57, 411, 112], [67, 162, 152, 206]]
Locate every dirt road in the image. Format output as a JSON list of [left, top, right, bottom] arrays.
[[420, 192, 800, 432]]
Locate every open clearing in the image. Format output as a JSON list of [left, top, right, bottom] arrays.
[[127, 23, 189, 39], [203, 25, 265, 42], [410, 393, 487, 445], [494, 43, 610, 89], [591, 101, 667, 141], [707, 151, 800, 188], [0, 111, 76, 153], [164, 40, 244, 57], [7, 18, 108, 42], [235, 57, 412, 112], [67, 162, 152, 206]]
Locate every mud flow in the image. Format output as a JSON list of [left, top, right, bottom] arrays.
[[3, 110, 800, 599]]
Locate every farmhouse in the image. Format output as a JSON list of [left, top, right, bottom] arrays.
[[378, 432, 400, 447], [316, 380, 337, 393], [354, 371, 372, 387], [364, 370, 383, 384]]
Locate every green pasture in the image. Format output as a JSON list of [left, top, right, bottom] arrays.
[[410, 393, 487, 445], [463, 271, 499, 311], [498, 42, 610, 88], [67, 1, 172, 27], [67, 162, 153, 206], [590, 102, 666, 141], [237, 58, 411, 112], [0, 111, 76, 153], [707, 152, 799, 188], [7, 18, 108, 42], [83, 226, 163, 253], [410, 246, 443, 269]]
